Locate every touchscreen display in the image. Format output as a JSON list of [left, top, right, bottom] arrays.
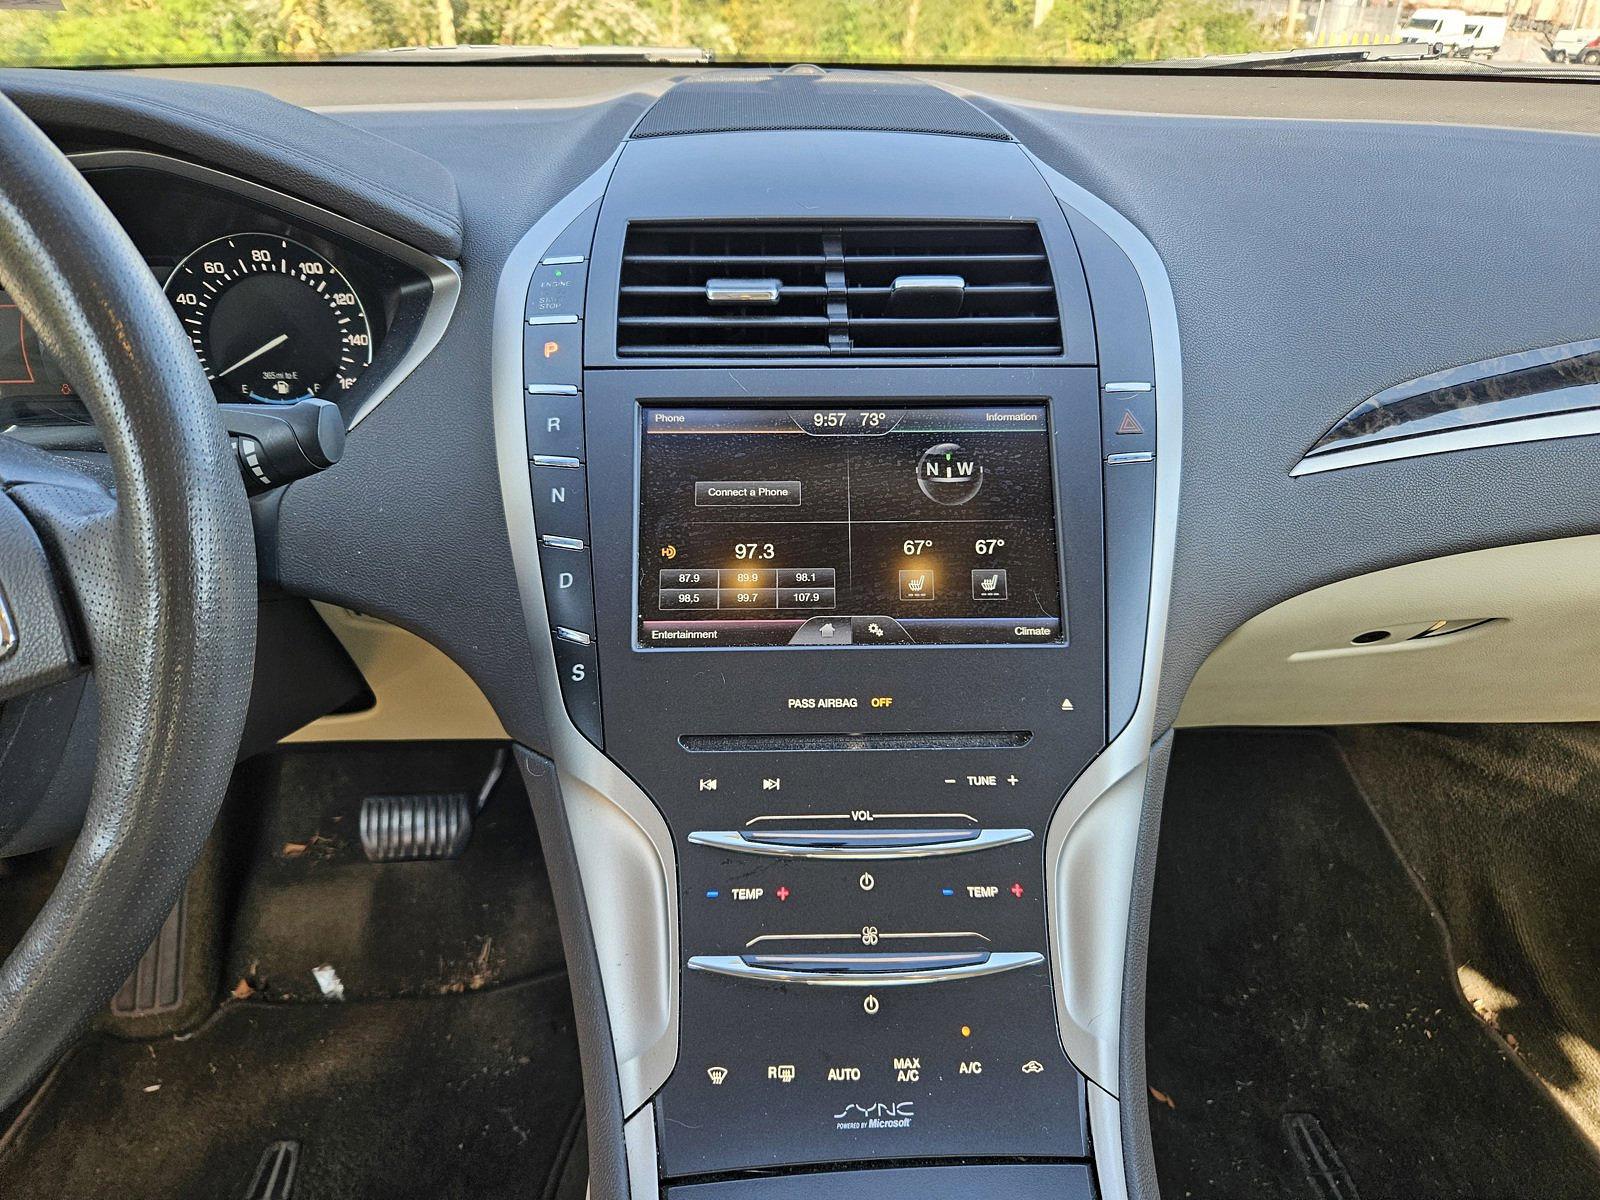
[[637, 405, 1063, 648]]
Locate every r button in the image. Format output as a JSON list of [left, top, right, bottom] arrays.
[[525, 393, 584, 460]]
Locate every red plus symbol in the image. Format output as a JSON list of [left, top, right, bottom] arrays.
[[776, 886, 791, 901], [1010, 883, 1025, 899]]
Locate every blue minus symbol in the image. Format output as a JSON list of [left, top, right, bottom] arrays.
[[941, 887, 955, 897], [706, 890, 720, 899]]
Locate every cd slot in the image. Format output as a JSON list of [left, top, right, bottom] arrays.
[[678, 730, 1031, 754]]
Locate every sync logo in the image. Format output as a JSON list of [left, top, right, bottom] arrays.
[[832, 1100, 915, 1131]]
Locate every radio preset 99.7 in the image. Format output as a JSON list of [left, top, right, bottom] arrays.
[[637, 404, 1064, 648]]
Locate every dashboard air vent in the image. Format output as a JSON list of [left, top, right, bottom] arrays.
[[617, 222, 1061, 357]]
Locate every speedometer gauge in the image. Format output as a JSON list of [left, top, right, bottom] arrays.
[[165, 233, 372, 403]]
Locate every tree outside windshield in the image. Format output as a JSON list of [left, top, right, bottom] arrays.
[[0, 0, 1593, 69]]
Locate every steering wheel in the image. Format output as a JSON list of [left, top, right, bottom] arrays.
[[0, 94, 256, 1106]]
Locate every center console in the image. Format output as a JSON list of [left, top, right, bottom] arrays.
[[495, 76, 1177, 1200], [597, 364, 1104, 1177]]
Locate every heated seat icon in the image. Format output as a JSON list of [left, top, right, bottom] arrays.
[[898, 569, 935, 601], [971, 569, 1009, 600]]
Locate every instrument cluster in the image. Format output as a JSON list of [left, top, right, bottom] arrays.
[[1, 156, 436, 431]]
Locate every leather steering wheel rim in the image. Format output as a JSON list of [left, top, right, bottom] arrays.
[[0, 92, 256, 1105]]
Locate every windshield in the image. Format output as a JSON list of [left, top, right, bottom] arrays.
[[0, 0, 1589, 72]]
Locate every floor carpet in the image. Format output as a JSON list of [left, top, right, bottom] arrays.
[[1146, 729, 1600, 1199], [1339, 723, 1600, 1156], [0, 977, 583, 1200], [223, 743, 566, 1003]]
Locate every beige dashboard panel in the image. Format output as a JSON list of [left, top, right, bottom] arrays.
[[1178, 534, 1600, 727], [281, 602, 508, 742]]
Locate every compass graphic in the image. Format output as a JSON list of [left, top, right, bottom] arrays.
[[916, 442, 984, 506]]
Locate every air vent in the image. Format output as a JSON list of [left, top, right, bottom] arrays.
[[617, 222, 1061, 358]]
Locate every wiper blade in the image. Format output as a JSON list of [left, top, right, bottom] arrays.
[[1145, 42, 1444, 70], [337, 44, 712, 65]]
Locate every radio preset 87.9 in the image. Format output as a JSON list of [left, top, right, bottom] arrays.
[[636, 404, 1064, 649]]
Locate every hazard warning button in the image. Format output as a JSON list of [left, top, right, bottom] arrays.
[[1102, 389, 1155, 456]]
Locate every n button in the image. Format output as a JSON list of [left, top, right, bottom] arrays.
[[530, 463, 589, 543]]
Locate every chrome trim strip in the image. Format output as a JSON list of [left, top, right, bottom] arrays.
[[687, 827, 1034, 859], [0, 585, 15, 662], [1106, 452, 1155, 465], [532, 455, 582, 468], [687, 950, 1044, 986], [555, 627, 593, 646], [623, 1107, 659, 1200], [528, 384, 580, 396], [527, 313, 580, 326], [1103, 381, 1154, 393], [68, 150, 460, 433], [544, 254, 586, 266], [1088, 1083, 1129, 1200], [540, 535, 586, 551], [1291, 407, 1600, 476], [1025, 146, 1182, 1193], [705, 277, 782, 305], [494, 149, 681, 1127]]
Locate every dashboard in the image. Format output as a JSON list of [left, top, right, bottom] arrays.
[[6, 56, 1600, 1200]]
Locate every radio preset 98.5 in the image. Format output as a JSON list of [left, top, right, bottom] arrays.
[[637, 405, 1064, 648]]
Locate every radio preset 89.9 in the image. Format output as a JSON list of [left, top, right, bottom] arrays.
[[636, 404, 1064, 648]]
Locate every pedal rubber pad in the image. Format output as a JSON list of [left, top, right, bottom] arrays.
[[111, 896, 185, 1016]]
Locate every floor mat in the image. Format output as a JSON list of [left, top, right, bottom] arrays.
[[1146, 729, 1600, 1200], [225, 743, 565, 1002], [0, 977, 583, 1200], [1339, 723, 1600, 1156]]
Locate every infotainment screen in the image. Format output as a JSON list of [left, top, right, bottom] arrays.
[[637, 404, 1063, 648]]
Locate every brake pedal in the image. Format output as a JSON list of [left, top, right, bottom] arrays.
[[242, 1141, 299, 1200], [359, 792, 474, 862]]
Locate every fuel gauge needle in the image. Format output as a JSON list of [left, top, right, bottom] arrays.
[[215, 333, 288, 379]]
